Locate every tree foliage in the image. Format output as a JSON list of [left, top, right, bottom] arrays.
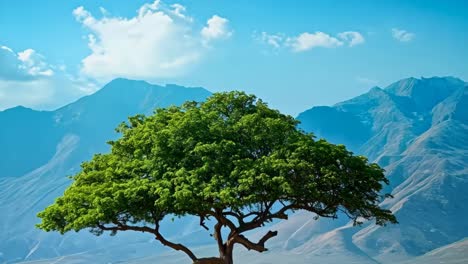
[[37, 91, 396, 264]]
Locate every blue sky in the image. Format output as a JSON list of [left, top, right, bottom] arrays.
[[1, 0, 467, 115]]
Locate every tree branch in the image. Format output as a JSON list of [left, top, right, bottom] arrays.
[[240, 211, 262, 219], [200, 215, 210, 231], [258, 230, 278, 245], [154, 222, 198, 262], [213, 222, 225, 255], [223, 211, 244, 225], [97, 223, 154, 233], [97, 221, 198, 262], [236, 202, 289, 234], [233, 230, 278, 252], [211, 209, 237, 232]]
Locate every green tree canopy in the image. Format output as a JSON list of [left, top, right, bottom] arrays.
[[37, 91, 396, 264]]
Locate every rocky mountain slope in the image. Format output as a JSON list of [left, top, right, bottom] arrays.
[[0, 79, 211, 263], [2, 76, 467, 263], [294, 76, 468, 263]]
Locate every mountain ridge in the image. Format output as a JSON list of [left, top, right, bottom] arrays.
[[0, 79, 211, 178], [295, 76, 468, 263], [1, 76, 467, 263], [0, 79, 211, 262]]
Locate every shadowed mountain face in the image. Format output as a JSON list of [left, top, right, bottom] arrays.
[[0, 79, 210, 178], [295, 76, 468, 262], [0, 107, 61, 177], [2, 76, 467, 264], [0, 79, 211, 263]]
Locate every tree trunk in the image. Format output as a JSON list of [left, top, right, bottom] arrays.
[[222, 254, 234, 264], [222, 245, 234, 264], [193, 251, 233, 264], [193, 257, 224, 264]]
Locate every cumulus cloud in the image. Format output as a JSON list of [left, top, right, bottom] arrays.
[[0, 1, 232, 110], [17, 49, 54, 77], [256, 30, 365, 52], [201, 15, 232, 42], [0, 46, 54, 81], [74, 1, 231, 81], [0, 45, 96, 110], [392, 28, 415, 42], [288, 32, 343, 51]]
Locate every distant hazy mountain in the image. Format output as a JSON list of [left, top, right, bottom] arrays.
[[0, 79, 211, 263], [293, 76, 468, 263], [2, 76, 467, 264], [0, 78, 210, 178]]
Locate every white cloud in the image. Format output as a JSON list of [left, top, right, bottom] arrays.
[[99, 7, 110, 17], [392, 28, 415, 42], [0, 1, 232, 110], [0, 79, 55, 108], [288, 32, 343, 52], [1, 46, 13, 53], [17, 49, 54, 77], [0, 46, 26, 80], [0, 45, 96, 110], [0, 46, 54, 80], [256, 31, 365, 52], [170, 3, 191, 21], [74, 1, 231, 81], [0, 76, 96, 111], [338, 31, 365, 47], [256, 32, 284, 49], [201, 15, 232, 42], [137, 0, 161, 17]]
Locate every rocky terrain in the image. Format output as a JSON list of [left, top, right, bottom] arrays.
[[1, 76, 467, 263]]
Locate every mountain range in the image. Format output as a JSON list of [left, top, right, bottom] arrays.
[[0, 79, 211, 263], [1, 76, 467, 263]]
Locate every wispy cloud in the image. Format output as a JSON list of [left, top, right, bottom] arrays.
[[255, 31, 365, 52], [338, 31, 365, 47], [392, 28, 415, 42], [256, 32, 284, 49]]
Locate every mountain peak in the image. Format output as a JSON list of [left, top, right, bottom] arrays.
[[102, 78, 152, 90], [385, 76, 465, 111], [369, 86, 383, 92], [108, 77, 148, 84], [385, 76, 464, 94], [1, 105, 36, 114], [100, 79, 210, 94]]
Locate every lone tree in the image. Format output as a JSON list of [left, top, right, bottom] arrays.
[[37, 91, 396, 264]]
